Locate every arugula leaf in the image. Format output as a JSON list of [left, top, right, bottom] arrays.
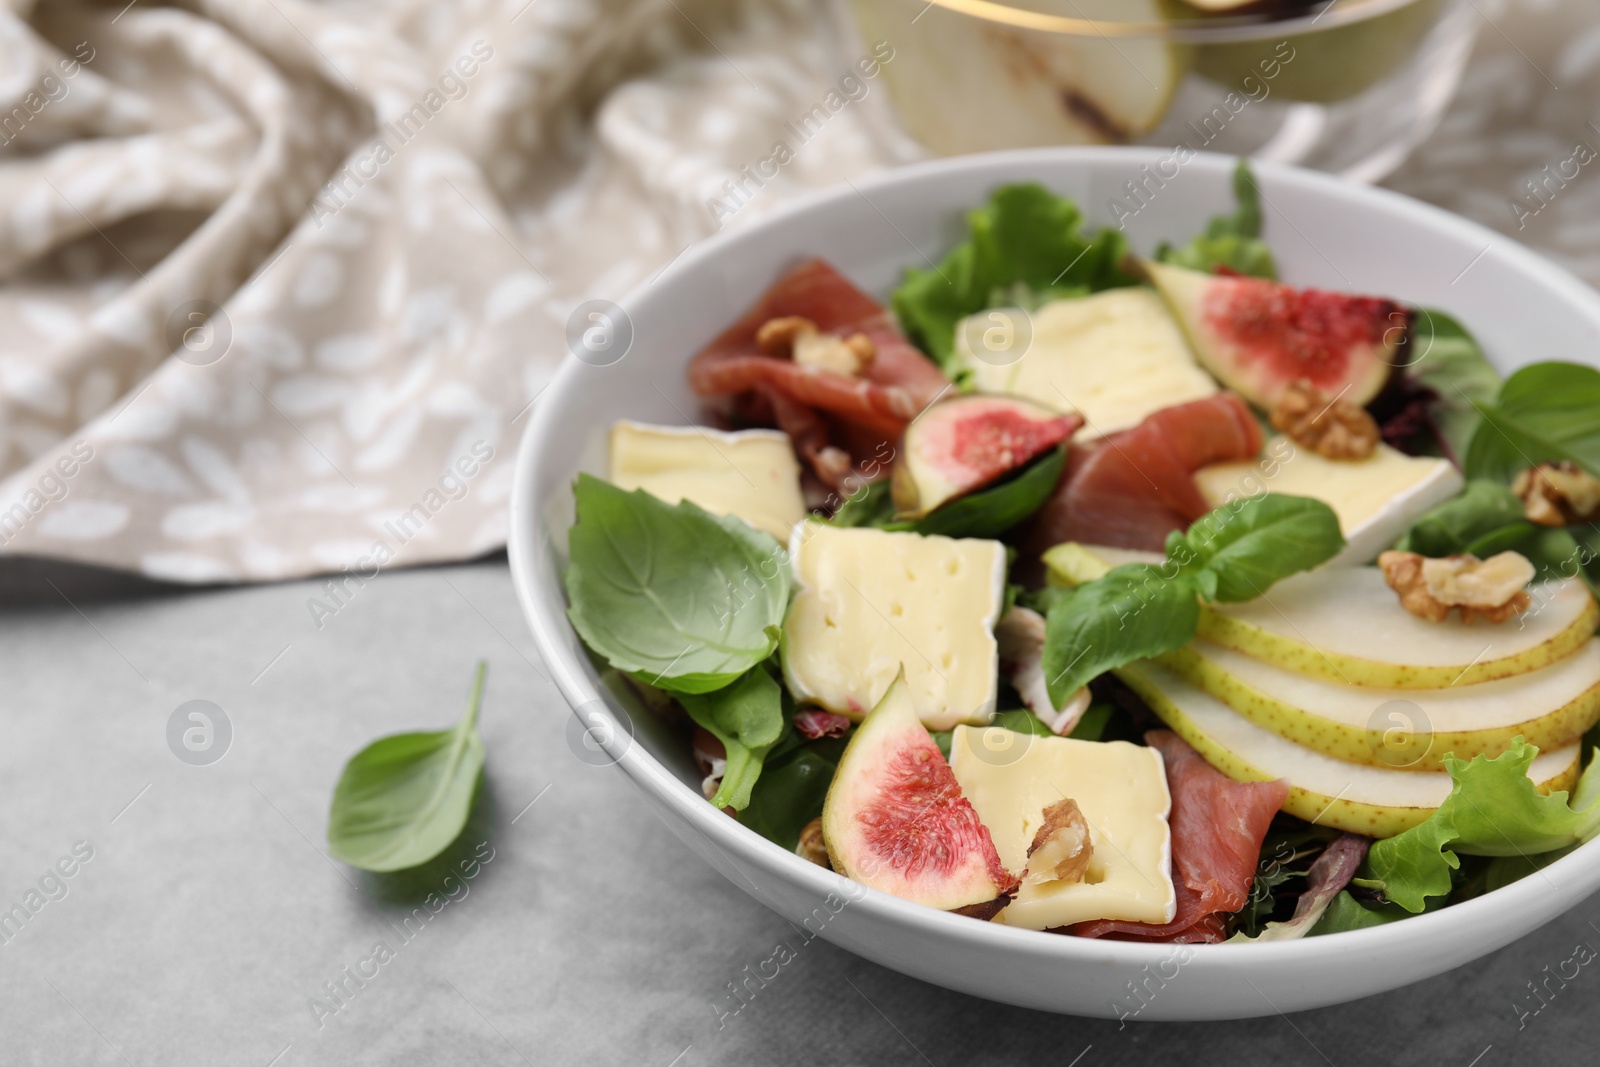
[[678, 667, 786, 810], [564, 475, 790, 694], [1155, 160, 1277, 279], [1362, 739, 1600, 912], [1403, 309, 1502, 462], [1042, 564, 1202, 709], [740, 735, 849, 849], [327, 662, 487, 872], [892, 183, 1138, 371], [1465, 362, 1600, 483], [1177, 494, 1345, 603], [914, 447, 1065, 538], [993, 707, 1055, 737]]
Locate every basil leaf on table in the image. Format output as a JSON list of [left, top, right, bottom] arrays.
[[564, 474, 791, 694], [1177, 494, 1346, 603], [1464, 362, 1600, 483], [327, 662, 488, 873], [678, 667, 786, 811], [892, 183, 1138, 371], [1042, 564, 1202, 709], [913, 447, 1065, 539], [1154, 160, 1277, 280]]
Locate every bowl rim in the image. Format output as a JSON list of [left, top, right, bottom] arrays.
[[877, 0, 1428, 42], [509, 145, 1600, 972]]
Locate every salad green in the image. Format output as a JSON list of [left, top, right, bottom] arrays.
[[1042, 494, 1344, 705]]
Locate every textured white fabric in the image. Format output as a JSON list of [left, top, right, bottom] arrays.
[[0, 0, 914, 582], [0, 0, 1590, 583]]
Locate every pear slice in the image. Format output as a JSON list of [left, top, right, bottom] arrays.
[[1117, 660, 1582, 838], [847, 0, 1185, 154], [1043, 543, 1600, 689], [1164, 638, 1600, 769]]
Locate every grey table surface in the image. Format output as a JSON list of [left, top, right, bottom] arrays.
[[0, 556, 1595, 1067]]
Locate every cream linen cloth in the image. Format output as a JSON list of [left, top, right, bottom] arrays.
[[0, 0, 1593, 583]]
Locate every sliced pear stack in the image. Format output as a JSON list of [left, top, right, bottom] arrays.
[[1043, 542, 1600, 837]]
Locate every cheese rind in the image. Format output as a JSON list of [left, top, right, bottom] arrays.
[[954, 289, 1219, 440], [950, 729, 1175, 930], [782, 524, 1005, 730], [608, 421, 805, 541], [1193, 435, 1464, 566]]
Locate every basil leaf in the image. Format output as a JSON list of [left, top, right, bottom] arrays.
[[564, 474, 790, 694], [1042, 564, 1201, 708], [678, 667, 785, 810], [327, 662, 487, 872], [1180, 494, 1346, 603], [1403, 309, 1502, 462], [741, 737, 849, 850], [892, 183, 1138, 371], [1396, 480, 1591, 582], [1464, 362, 1600, 482], [1394, 480, 1524, 556], [914, 446, 1065, 538], [1155, 160, 1277, 279]]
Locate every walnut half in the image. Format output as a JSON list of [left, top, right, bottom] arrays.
[[1377, 550, 1535, 625], [1022, 798, 1093, 886], [1513, 462, 1600, 527], [756, 315, 875, 376], [1269, 379, 1380, 461], [796, 817, 831, 869]]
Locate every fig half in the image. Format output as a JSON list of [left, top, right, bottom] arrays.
[[1145, 260, 1403, 410], [821, 671, 1017, 914], [892, 394, 1080, 519]]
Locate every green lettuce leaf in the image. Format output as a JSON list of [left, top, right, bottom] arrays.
[[1362, 739, 1600, 912], [678, 667, 786, 810], [1155, 160, 1276, 279], [891, 183, 1137, 371], [1464, 362, 1600, 483], [564, 474, 790, 694]]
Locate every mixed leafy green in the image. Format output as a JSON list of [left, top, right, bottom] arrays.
[[1154, 160, 1276, 280], [1360, 739, 1600, 912], [1041, 494, 1345, 706], [891, 184, 1138, 372], [1395, 479, 1597, 583], [1464, 362, 1600, 482]]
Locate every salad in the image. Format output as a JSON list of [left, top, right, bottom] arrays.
[[563, 162, 1600, 942]]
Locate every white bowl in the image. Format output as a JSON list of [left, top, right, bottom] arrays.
[[508, 148, 1600, 1020]]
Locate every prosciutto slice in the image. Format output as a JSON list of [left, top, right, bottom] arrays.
[[1073, 730, 1288, 943], [1020, 392, 1264, 562], [689, 258, 949, 439]]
